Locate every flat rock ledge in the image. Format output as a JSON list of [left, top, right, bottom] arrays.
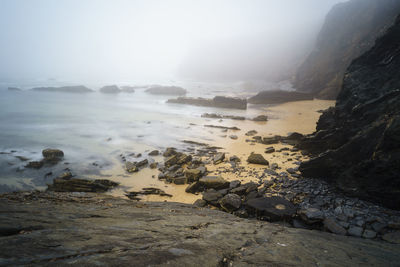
[[1, 192, 399, 266]]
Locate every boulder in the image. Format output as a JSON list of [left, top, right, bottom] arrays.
[[185, 182, 201, 194], [247, 153, 269, 165], [202, 189, 223, 206], [246, 196, 296, 221], [252, 115, 268, 121], [185, 169, 202, 183], [193, 199, 207, 207], [199, 176, 229, 190], [25, 161, 44, 169], [219, 194, 242, 212], [265, 147, 275, 153], [42, 148, 64, 162], [213, 152, 225, 164], [125, 162, 138, 173], [299, 208, 324, 224], [163, 147, 177, 157], [148, 150, 159, 156], [323, 218, 347, 235]]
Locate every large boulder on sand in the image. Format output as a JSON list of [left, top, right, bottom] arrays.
[[199, 176, 229, 190], [247, 153, 269, 165], [219, 193, 242, 212]]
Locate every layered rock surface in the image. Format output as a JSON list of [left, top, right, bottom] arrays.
[[1, 191, 399, 266], [298, 15, 400, 209]]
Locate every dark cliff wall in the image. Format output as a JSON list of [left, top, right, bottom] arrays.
[[298, 15, 400, 209], [294, 0, 400, 100]]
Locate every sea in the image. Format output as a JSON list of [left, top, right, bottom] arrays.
[[0, 80, 290, 193]]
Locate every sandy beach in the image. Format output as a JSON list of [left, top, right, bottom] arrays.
[[108, 99, 335, 203]]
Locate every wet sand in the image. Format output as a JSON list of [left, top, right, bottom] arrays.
[[107, 99, 335, 203]]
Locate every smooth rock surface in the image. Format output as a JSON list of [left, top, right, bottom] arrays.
[[0, 192, 400, 266]]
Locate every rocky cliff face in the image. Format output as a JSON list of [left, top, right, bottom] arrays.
[[294, 0, 400, 100], [298, 15, 400, 210]]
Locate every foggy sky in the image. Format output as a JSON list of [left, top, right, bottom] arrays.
[[0, 0, 345, 84]]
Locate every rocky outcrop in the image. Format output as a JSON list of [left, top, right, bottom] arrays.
[[1, 191, 399, 266], [145, 86, 186, 95], [99, 85, 121, 94], [47, 178, 118, 192], [248, 90, 313, 104], [31, 86, 93, 93], [168, 96, 247, 110], [294, 0, 400, 99], [298, 16, 400, 209], [7, 87, 21, 91]]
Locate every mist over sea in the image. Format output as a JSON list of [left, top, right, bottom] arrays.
[[0, 81, 283, 193]]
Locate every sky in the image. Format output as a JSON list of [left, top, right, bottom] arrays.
[[0, 0, 346, 84]]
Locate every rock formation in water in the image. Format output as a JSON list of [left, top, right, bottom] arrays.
[[294, 0, 400, 100], [99, 85, 121, 94], [145, 86, 187, 96], [248, 90, 313, 104], [298, 15, 400, 210], [31, 86, 93, 93], [7, 87, 21, 91], [167, 96, 247, 110]]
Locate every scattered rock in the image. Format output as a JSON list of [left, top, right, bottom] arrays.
[[185, 169, 202, 183], [229, 135, 238, 140], [247, 153, 269, 165], [265, 147, 275, 153], [219, 194, 242, 212], [245, 130, 258, 136], [193, 199, 207, 207], [246, 197, 296, 222], [324, 218, 347, 235], [299, 208, 324, 224], [252, 115, 268, 121], [213, 153, 225, 164], [126, 187, 172, 200], [348, 226, 363, 237], [125, 162, 138, 173], [148, 150, 159, 156], [25, 161, 44, 169], [199, 176, 229, 190]]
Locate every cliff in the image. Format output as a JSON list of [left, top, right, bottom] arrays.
[[294, 0, 400, 99], [298, 15, 400, 209]]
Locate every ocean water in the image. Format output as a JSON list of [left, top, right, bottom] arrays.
[[0, 86, 266, 193]]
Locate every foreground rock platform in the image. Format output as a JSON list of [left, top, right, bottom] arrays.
[[1, 192, 399, 266]]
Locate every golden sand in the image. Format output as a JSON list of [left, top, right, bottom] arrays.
[[108, 99, 335, 204]]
